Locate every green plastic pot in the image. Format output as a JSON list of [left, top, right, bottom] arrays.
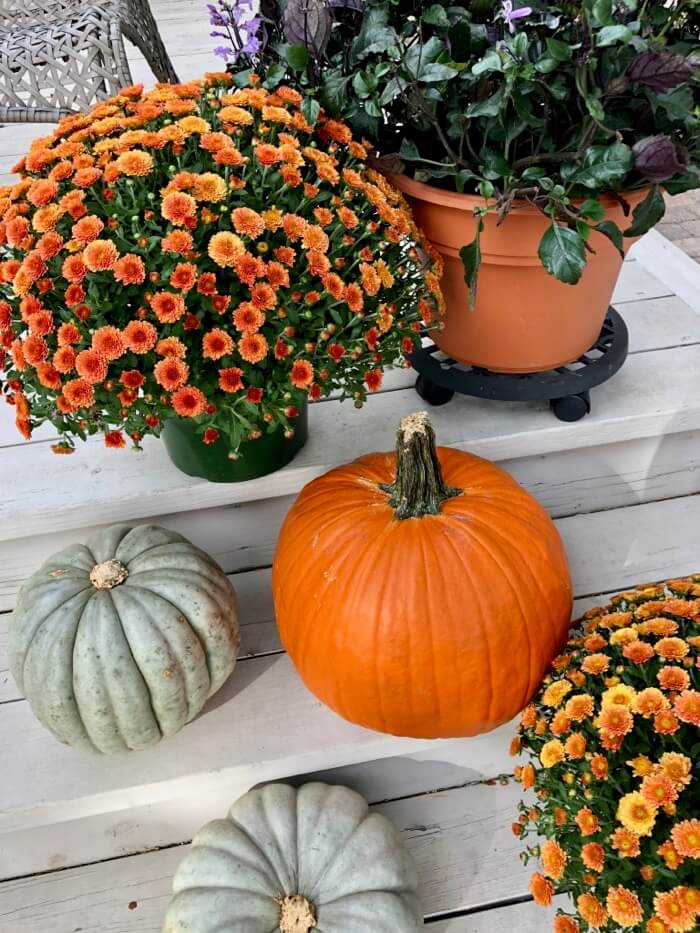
[[161, 402, 308, 483]]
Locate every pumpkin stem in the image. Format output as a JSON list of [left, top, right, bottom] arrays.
[[381, 411, 461, 519], [90, 559, 129, 590], [278, 894, 317, 932]]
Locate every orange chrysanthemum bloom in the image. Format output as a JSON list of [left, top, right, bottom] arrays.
[[250, 283, 277, 310], [104, 430, 126, 449], [208, 231, 245, 267], [617, 793, 657, 836], [120, 370, 145, 389], [647, 916, 670, 933], [672, 820, 700, 859], [202, 328, 233, 360], [218, 105, 254, 125], [346, 283, 364, 314], [161, 229, 194, 254], [73, 167, 102, 188], [564, 694, 594, 722], [254, 142, 281, 165], [658, 753, 693, 789], [550, 710, 571, 736], [35, 362, 61, 389], [122, 320, 157, 354], [654, 889, 696, 933], [170, 262, 197, 292], [171, 385, 207, 417], [232, 207, 265, 239], [62, 378, 95, 410], [611, 826, 642, 857], [72, 215, 104, 244], [655, 637, 689, 660], [641, 773, 678, 809], [337, 206, 359, 229], [634, 687, 670, 718], [53, 346, 76, 374], [238, 332, 268, 364], [161, 191, 197, 226], [302, 225, 329, 252], [22, 334, 49, 365], [113, 253, 146, 286], [519, 763, 535, 790], [654, 709, 680, 735], [564, 732, 586, 759], [75, 348, 108, 384], [607, 887, 643, 929], [36, 231, 64, 260], [61, 254, 87, 283], [581, 842, 605, 872], [657, 666, 690, 692], [575, 807, 599, 837], [529, 872, 554, 907], [27, 178, 59, 206], [290, 359, 314, 389], [199, 131, 234, 152], [581, 653, 610, 675], [598, 705, 633, 737], [83, 239, 119, 272], [27, 310, 54, 336], [589, 753, 608, 780], [554, 916, 579, 933], [154, 357, 189, 390], [623, 640, 655, 663], [540, 839, 567, 880], [577, 894, 607, 927], [57, 322, 81, 346], [674, 690, 700, 725], [116, 149, 153, 176], [178, 115, 210, 135], [92, 326, 124, 361], [150, 291, 185, 324], [218, 366, 243, 393], [193, 172, 227, 202], [233, 303, 264, 333], [658, 841, 684, 869]]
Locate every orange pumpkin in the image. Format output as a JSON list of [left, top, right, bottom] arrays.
[[272, 412, 573, 738]]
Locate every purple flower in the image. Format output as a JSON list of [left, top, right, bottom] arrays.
[[206, 0, 262, 62], [501, 0, 532, 34], [213, 45, 233, 59]]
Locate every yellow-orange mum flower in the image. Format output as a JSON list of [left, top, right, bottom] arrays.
[[113, 253, 146, 286], [674, 690, 700, 725], [657, 753, 692, 790], [575, 807, 599, 836], [577, 893, 607, 928], [232, 207, 265, 239], [154, 357, 189, 391], [601, 683, 637, 708], [83, 238, 119, 271], [658, 666, 690, 692], [654, 889, 696, 933], [208, 231, 245, 267], [581, 653, 609, 675], [641, 773, 678, 809], [655, 637, 689, 660], [529, 872, 554, 907], [218, 105, 253, 124], [540, 739, 565, 769], [202, 328, 233, 360], [238, 332, 268, 364], [671, 820, 700, 859], [542, 680, 572, 708], [116, 149, 153, 176], [598, 705, 633, 737], [581, 842, 605, 872], [565, 694, 594, 722], [540, 839, 567, 880], [634, 687, 670, 718], [607, 887, 643, 929], [611, 826, 641, 857], [161, 191, 197, 226], [193, 172, 227, 202], [617, 792, 657, 836], [564, 732, 586, 759]]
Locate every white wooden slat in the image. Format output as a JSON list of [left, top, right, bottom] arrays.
[[611, 258, 673, 303], [1, 491, 698, 867], [0, 781, 530, 932], [2, 427, 699, 615], [429, 899, 563, 931], [619, 295, 700, 352], [3, 342, 700, 544]]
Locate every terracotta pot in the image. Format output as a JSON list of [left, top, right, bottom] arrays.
[[162, 402, 308, 483], [390, 174, 648, 373]]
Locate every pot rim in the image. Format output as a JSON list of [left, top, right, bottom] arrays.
[[387, 172, 650, 214]]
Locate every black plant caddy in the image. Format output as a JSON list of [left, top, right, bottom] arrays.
[[411, 307, 629, 423]]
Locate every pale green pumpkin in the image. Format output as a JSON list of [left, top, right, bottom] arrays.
[[9, 523, 240, 754], [163, 782, 422, 933]]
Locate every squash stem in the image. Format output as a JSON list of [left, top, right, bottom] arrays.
[[381, 412, 461, 519]]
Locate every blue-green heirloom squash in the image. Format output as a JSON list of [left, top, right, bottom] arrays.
[[163, 782, 422, 933], [9, 523, 240, 754]]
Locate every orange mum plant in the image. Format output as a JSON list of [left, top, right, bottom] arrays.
[[514, 575, 700, 933], [0, 75, 442, 454]]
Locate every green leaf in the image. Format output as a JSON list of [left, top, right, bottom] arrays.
[[399, 138, 421, 161], [535, 57, 559, 74], [285, 44, 310, 71], [585, 96, 606, 122], [465, 86, 505, 118], [459, 214, 484, 309], [422, 4, 449, 28], [592, 0, 613, 25], [624, 186, 666, 238], [538, 224, 586, 285], [301, 97, 321, 124], [656, 86, 694, 123], [597, 25, 633, 46], [320, 71, 349, 115], [578, 198, 606, 222], [261, 63, 286, 89], [545, 38, 571, 61], [448, 20, 472, 61], [352, 72, 371, 98], [595, 220, 625, 257], [472, 49, 502, 76], [418, 62, 460, 83], [380, 76, 408, 106], [351, 7, 397, 62], [575, 142, 633, 189], [663, 173, 700, 196]]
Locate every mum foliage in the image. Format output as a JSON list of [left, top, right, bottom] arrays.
[[514, 575, 700, 933], [0, 75, 442, 454]]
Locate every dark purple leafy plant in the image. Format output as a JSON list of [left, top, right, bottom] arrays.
[[633, 135, 689, 184]]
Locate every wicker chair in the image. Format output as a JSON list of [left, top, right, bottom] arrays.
[[0, 0, 178, 123]]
